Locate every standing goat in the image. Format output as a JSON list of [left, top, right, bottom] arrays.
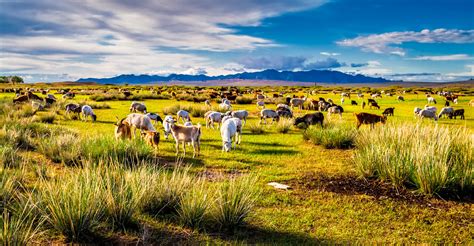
[[169, 122, 201, 158], [81, 105, 97, 122]]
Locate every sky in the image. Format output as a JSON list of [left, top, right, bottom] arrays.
[[0, 0, 473, 82]]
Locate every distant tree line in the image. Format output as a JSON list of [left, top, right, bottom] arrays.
[[0, 76, 24, 84]]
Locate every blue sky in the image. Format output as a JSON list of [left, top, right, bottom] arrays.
[[0, 0, 473, 82]]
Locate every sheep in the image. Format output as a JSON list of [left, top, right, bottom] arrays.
[[449, 109, 464, 119], [145, 113, 163, 124], [438, 107, 454, 119], [341, 92, 351, 99], [229, 110, 249, 126], [371, 93, 381, 98], [294, 112, 324, 127], [427, 97, 437, 104], [260, 109, 279, 124], [81, 105, 97, 122], [290, 97, 306, 110], [256, 101, 265, 109], [124, 113, 156, 138], [318, 101, 331, 111], [219, 102, 232, 111], [277, 106, 293, 118], [397, 96, 404, 102], [177, 110, 191, 124], [220, 118, 241, 152], [206, 111, 223, 129], [169, 122, 201, 158], [418, 109, 438, 121], [114, 117, 132, 140], [327, 106, 342, 119], [354, 113, 387, 129], [162, 115, 174, 139], [369, 102, 380, 109], [130, 101, 147, 113]]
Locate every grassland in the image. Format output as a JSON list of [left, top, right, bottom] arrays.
[[0, 84, 473, 244]]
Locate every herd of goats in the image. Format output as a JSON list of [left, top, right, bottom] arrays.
[[7, 87, 473, 158]]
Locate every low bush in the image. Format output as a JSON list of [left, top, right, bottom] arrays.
[[177, 182, 209, 229], [249, 123, 265, 134], [303, 124, 356, 149], [32, 113, 56, 124], [77, 101, 111, 109], [235, 96, 253, 104], [276, 118, 293, 134]]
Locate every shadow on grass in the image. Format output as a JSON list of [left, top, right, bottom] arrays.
[[249, 149, 299, 155]]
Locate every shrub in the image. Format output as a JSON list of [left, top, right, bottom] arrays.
[[32, 112, 56, 124], [36, 169, 106, 242], [249, 123, 265, 134], [354, 124, 473, 196], [235, 96, 253, 104], [276, 118, 293, 134], [212, 175, 260, 230], [303, 124, 356, 149], [177, 182, 209, 229]]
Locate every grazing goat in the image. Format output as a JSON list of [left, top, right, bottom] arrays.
[[449, 109, 465, 120], [351, 100, 357, 105], [44, 97, 56, 106], [228, 110, 249, 126], [354, 113, 387, 129], [382, 107, 394, 117], [65, 103, 81, 114], [169, 122, 201, 157], [438, 107, 454, 119], [130, 102, 147, 113], [145, 113, 163, 124], [369, 102, 380, 109], [418, 109, 438, 121], [357, 93, 364, 98], [294, 112, 324, 127], [81, 105, 97, 122], [221, 118, 242, 152], [256, 101, 265, 109], [414, 107, 422, 117], [328, 106, 342, 119], [27, 92, 42, 101], [13, 95, 29, 103], [260, 109, 279, 124], [367, 98, 376, 104], [444, 101, 450, 107], [397, 96, 404, 102], [318, 101, 331, 111], [47, 94, 56, 100], [177, 110, 191, 124], [62, 92, 75, 99], [219, 102, 232, 111], [341, 92, 351, 99], [206, 111, 223, 129], [371, 93, 381, 98], [290, 97, 306, 110], [124, 113, 156, 138], [114, 118, 132, 140], [424, 105, 437, 114]]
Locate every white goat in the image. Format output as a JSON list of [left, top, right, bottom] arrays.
[[290, 97, 306, 110], [260, 109, 279, 124], [81, 105, 96, 122], [427, 97, 437, 104], [419, 109, 438, 121], [169, 122, 201, 158], [219, 102, 232, 111], [340, 97, 345, 105], [177, 110, 191, 124], [424, 105, 437, 114], [124, 113, 156, 138], [229, 110, 248, 126], [162, 115, 174, 139], [414, 107, 422, 118], [221, 118, 242, 152], [206, 111, 223, 129]]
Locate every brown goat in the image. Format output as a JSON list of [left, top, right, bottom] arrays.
[[114, 118, 132, 140], [142, 131, 160, 150], [354, 112, 387, 129], [13, 95, 29, 103]]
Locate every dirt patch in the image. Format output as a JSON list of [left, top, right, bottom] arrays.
[[289, 172, 473, 207]]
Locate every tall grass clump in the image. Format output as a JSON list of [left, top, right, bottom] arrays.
[[176, 182, 209, 229], [36, 169, 106, 242], [0, 169, 17, 210], [303, 124, 356, 149], [276, 118, 293, 134], [32, 112, 56, 124], [1, 199, 44, 245], [354, 123, 473, 196], [0, 145, 23, 168], [212, 175, 260, 230], [36, 133, 81, 165]]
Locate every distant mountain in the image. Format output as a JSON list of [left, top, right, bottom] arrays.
[[77, 69, 390, 84]]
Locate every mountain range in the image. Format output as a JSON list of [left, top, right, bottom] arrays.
[[77, 69, 391, 84]]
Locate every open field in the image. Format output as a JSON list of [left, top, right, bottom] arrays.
[[1, 84, 473, 244]]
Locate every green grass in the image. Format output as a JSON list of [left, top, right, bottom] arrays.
[[0, 87, 473, 244], [303, 123, 356, 149]]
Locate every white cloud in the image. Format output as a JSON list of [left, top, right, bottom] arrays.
[[0, 0, 325, 80], [410, 54, 473, 61], [320, 52, 340, 56], [337, 29, 474, 56]]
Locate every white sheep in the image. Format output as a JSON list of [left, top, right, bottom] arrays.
[[81, 105, 96, 122], [130, 101, 147, 113], [229, 110, 249, 126], [438, 107, 454, 119], [260, 109, 279, 124], [220, 118, 242, 152], [206, 111, 223, 129], [327, 106, 342, 119], [177, 110, 191, 124], [419, 109, 438, 121]]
